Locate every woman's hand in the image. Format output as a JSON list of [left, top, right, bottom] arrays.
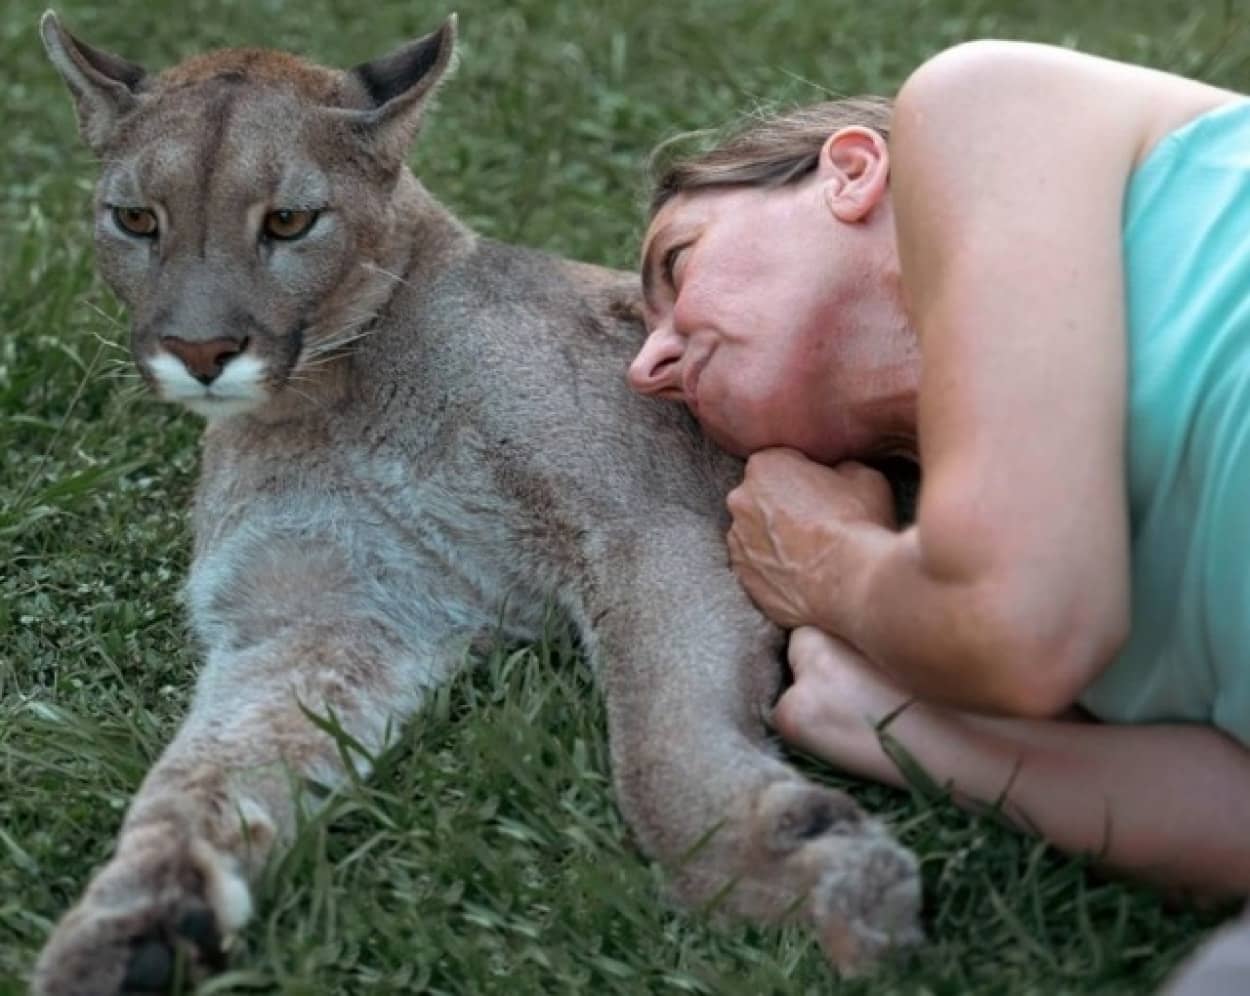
[[726, 448, 896, 630]]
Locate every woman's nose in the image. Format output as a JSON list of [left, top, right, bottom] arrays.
[[628, 326, 684, 398]]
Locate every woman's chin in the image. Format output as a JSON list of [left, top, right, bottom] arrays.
[[699, 418, 755, 459]]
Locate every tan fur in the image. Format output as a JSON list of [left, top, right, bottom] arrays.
[[157, 49, 341, 95], [34, 12, 923, 994]]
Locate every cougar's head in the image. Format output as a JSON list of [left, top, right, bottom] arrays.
[[40, 11, 457, 418]]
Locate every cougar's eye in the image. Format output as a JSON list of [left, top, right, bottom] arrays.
[[263, 209, 319, 241], [112, 206, 158, 238]]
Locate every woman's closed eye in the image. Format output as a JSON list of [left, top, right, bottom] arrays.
[[662, 244, 689, 290]]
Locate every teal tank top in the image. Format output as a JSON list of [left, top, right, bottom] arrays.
[[1079, 99, 1250, 746]]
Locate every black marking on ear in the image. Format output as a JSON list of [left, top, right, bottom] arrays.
[[41, 12, 148, 152], [351, 25, 449, 109], [73, 35, 147, 91]]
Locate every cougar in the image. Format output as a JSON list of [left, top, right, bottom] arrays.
[[34, 12, 923, 993]]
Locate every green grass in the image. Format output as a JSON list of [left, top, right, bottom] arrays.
[[2, 0, 1247, 991]]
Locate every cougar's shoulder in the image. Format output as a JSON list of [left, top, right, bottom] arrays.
[[379, 237, 740, 517], [404, 238, 644, 365]]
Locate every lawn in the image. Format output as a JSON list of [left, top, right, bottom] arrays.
[[2, 0, 1246, 992]]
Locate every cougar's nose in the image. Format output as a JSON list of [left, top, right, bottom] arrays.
[[160, 336, 250, 385]]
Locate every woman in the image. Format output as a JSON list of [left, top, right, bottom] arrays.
[[629, 40, 1250, 905]]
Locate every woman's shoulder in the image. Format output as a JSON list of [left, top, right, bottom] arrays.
[[893, 40, 1241, 170]]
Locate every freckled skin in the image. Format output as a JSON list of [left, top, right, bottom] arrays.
[[33, 14, 924, 994], [631, 175, 918, 466]]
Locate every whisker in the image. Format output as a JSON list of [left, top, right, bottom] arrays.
[[98, 357, 139, 377], [303, 312, 378, 341], [293, 358, 338, 373], [360, 261, 410, 287], [305, 324, 372, 347], [282, 383, 329, 412], [320, 311, 380, 331], [304, 330, 374, 355], [301, 327, 378, 362], [110, 384, 149, 407], [89, 333, 130, 354], [297, 354, 355, 375]]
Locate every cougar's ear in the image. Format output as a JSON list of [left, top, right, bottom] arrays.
[[40, 11, 147, 153], [341, 14, 457, 166]]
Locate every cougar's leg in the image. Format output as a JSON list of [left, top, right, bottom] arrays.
[[574, 518, 923, 971], [32, 616, 457, 996]]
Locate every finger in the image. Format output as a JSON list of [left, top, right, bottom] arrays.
[[756, 445, 805, 462], [725, 525, 745, 566], [836, 462, 895, 518], [835, 460, 886, 487], [745, 447, 790, 479], [747, 446, 807, 479], [727, 534, 757, 577]]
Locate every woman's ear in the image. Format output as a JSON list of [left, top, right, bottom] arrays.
[[818, 127, 890, 223]]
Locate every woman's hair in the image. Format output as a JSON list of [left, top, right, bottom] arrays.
[[648, 96, 893, 217]]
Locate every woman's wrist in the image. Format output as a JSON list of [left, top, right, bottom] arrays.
[[813, 517, 902, 644]]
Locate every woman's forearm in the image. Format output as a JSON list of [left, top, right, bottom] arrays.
[[955, 714, 1250, 896], [822, 522, 1103, 716], [722, 450, 1122, 715], [780, 634, 1250, 897]]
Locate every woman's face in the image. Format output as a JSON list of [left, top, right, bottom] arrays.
[[632, 181, 883, 463]]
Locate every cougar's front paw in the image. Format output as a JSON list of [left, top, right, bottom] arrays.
[[31, 826, 250, 996], [758, 782, 924, 973]]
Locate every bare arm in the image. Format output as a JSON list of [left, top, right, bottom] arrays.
[[821, 44, 1217, 713], [777, 629, 1250, 899], [727, 46, 1237, 714]]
